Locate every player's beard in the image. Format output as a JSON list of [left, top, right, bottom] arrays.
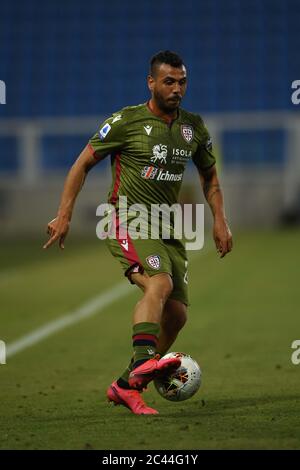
[[153, 89, 181, 114]]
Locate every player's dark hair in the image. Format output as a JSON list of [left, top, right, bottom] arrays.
[[150, 50, 184, 77]]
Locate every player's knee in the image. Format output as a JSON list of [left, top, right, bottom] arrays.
[[131, 271, 173, 302], [157, 274, 173, 301], [130, 270, 149, 291], [148, 273, 173, 303]]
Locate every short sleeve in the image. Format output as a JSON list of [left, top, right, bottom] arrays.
[[88, 112, 126, 160], [192, 119, 216, 172]]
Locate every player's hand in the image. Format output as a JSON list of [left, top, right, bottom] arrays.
[[43, 216, 70, 250], [213, 216, 233, 258]]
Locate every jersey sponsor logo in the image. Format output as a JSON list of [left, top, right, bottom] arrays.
[[141, 166, 158, 179], [146, 254, 161, 270], [99, 123, 111, 140], [111, 114, 122, 123], [156, 170, 183, 182], [141, 166, 183, 182], [151, 144, 168, 164], [181, 124, 194, 143], [144, 125, 153, 135], [171, 148, 192, 164], [172, 148, 192, 158]]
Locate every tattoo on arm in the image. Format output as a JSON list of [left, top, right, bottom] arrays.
[[203, 182, 221, 204]]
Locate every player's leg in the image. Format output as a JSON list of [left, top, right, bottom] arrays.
[[115, 270, 174, 389], [107, 271, 180, 414], [156, 298, 187, 356], [113, 285, 186, 397], [126, 270, 181, 389], [130, 270, 187, 356], [131, 270, 173, 324], [154, 239, 189, 356], [106, 237, 180, 412]]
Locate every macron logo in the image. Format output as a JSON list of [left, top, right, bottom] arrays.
[[144, 125, 152, 136], [121, 239, 129, 251]]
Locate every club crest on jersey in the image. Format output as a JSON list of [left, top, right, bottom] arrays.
[[181, 124, 194, 143], [146, 254, 161, 270], [99, 123, 111, 141], [141, 166, 158, 179]]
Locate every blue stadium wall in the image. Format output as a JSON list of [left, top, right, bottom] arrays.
[[0, 0, 299, 171]]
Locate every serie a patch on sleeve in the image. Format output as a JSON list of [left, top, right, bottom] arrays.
[[99, 123, 111, 141]]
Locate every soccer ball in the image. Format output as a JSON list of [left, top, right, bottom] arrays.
[[154, 352, 202, 401]]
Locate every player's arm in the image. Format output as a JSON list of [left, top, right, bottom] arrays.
[[198, 164, 233, 258], [43, 145, 99, 250]]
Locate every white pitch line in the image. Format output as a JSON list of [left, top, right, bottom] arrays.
[[6, 281, 132, 358]]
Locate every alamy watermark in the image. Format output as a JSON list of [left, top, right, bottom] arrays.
[[96, 196, 204, 251], [0, 340, 6, 364], [291, 340, 300, 365], [0, 80, 6, 104], [291, 80, 300, 105]]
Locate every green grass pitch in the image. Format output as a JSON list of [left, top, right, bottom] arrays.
[[0, 230, 299, 449]]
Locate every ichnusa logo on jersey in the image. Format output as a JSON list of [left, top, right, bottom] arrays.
[[181, 124, 194, 143], [141, 166, 158, 180], [141, 166, 183, 182]]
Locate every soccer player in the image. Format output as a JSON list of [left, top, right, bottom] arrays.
[[44, 50, 232, 415]]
